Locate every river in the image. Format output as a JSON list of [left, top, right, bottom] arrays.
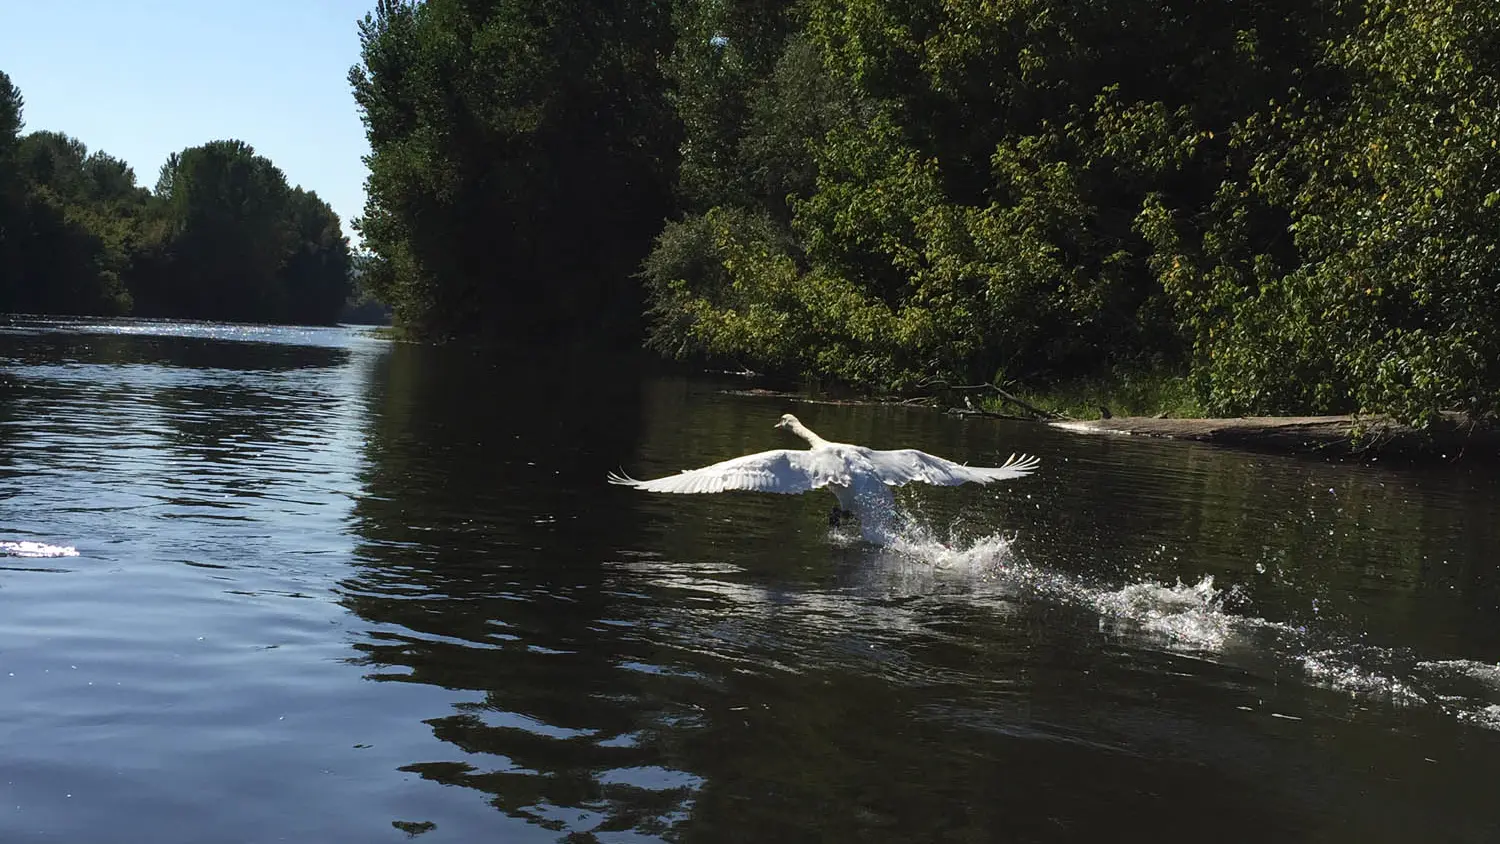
[[1, 317, 1497, 843]]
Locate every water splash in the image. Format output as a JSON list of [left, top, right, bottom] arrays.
[[0, 540, 79, 558], [848, 508, 1500, 731], [1412, 660, 1500, 730], [1416, 659, 1500, 692], [881, 525, 1018, 571], [1094, 576, 1244, 652], [624, 500, 1500, 736], [1299, 647, 1429, 706], [862, 507, 1252, 652], [828, 517, 1024, 597], [1459, 705, 1500, 731]]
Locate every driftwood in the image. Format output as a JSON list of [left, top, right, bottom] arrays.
[[921, 381, 1070, 421], [721, 379, 1069, 420], [1051, 412, 1499, 460], [714, 377, 1496, 461], [945, 407, 1033, 421]]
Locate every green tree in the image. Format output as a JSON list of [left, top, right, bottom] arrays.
[[0, 71, 25, 304], [1, 125, 135, 315], [0, 71, 350, 324], [136, 141, 352, 324], [648, 0, 1484, 420], [279, 187, 354, 325], [666, 0, 801, 211], [82, 151, 143, 205], [1148, 0, 1500, 424], [0, 71, 19, 147], [350, 0, 679, 342], [149, 140, 294, 320], [18, 131, 90, 198]]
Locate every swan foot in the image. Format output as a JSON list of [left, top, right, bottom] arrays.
[[828, 506, 855, 527]]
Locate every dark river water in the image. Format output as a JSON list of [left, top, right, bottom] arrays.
[[1, 318, 1498, 843]]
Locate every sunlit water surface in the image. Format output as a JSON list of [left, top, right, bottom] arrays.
[[2, 317, 1498, 843]]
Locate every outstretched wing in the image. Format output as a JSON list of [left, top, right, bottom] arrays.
[[607, 449, 841, 495], [859, 448, 1041, 487]]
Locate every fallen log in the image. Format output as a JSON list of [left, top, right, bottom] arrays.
[[1050, 412, 1500, 461]]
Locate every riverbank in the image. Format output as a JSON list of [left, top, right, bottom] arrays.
[[935, 372, 1496, 462], [976, 370, 1204, 421], [1050, 412, 1498, 461], [727, 385, 1496, 463]]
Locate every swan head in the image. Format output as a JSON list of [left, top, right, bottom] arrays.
[[774, 413, 826, 446]]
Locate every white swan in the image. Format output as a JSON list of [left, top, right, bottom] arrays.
[[607, 413, 1041, 542]]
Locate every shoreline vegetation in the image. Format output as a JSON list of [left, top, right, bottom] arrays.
[[8, 1, 1500, 455], [348, 0, 1500, 436], [979, 373, 1492, 461], [729, 383, 1500, 462], [1051, 413, 1500, 461]]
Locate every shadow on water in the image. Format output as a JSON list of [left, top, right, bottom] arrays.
[[0, 315, 351, 372]]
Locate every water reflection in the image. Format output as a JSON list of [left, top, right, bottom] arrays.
[[0, 315, 350, 372], [0, 320, 398, 844], [342, 357, 1500, 842], [10, 318, 1494, 842], [343, 342, 706, 838]]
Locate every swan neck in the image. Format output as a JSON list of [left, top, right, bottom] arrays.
[[789, 419, 827, 447]]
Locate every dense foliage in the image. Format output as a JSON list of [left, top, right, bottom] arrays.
[[629, 0, 1500, 424], [349, 0, 678, 342], [0, 72, 354, 325], [358, 0, 1499, 422]]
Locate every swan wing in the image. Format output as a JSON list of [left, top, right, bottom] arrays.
[[607, 449, 840, 495], [860, 447, 1041, 487]]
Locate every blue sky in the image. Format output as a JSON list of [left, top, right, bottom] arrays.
[[0, 0, 376, 247]]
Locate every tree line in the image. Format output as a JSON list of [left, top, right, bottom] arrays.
[[58, 0, 1491, 426], [0, 71, 354, 325], [348, 0, 1500, 425]]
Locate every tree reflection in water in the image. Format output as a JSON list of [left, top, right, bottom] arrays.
[[342, 342, 707, 838], [338, 350, 1327, 842]]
